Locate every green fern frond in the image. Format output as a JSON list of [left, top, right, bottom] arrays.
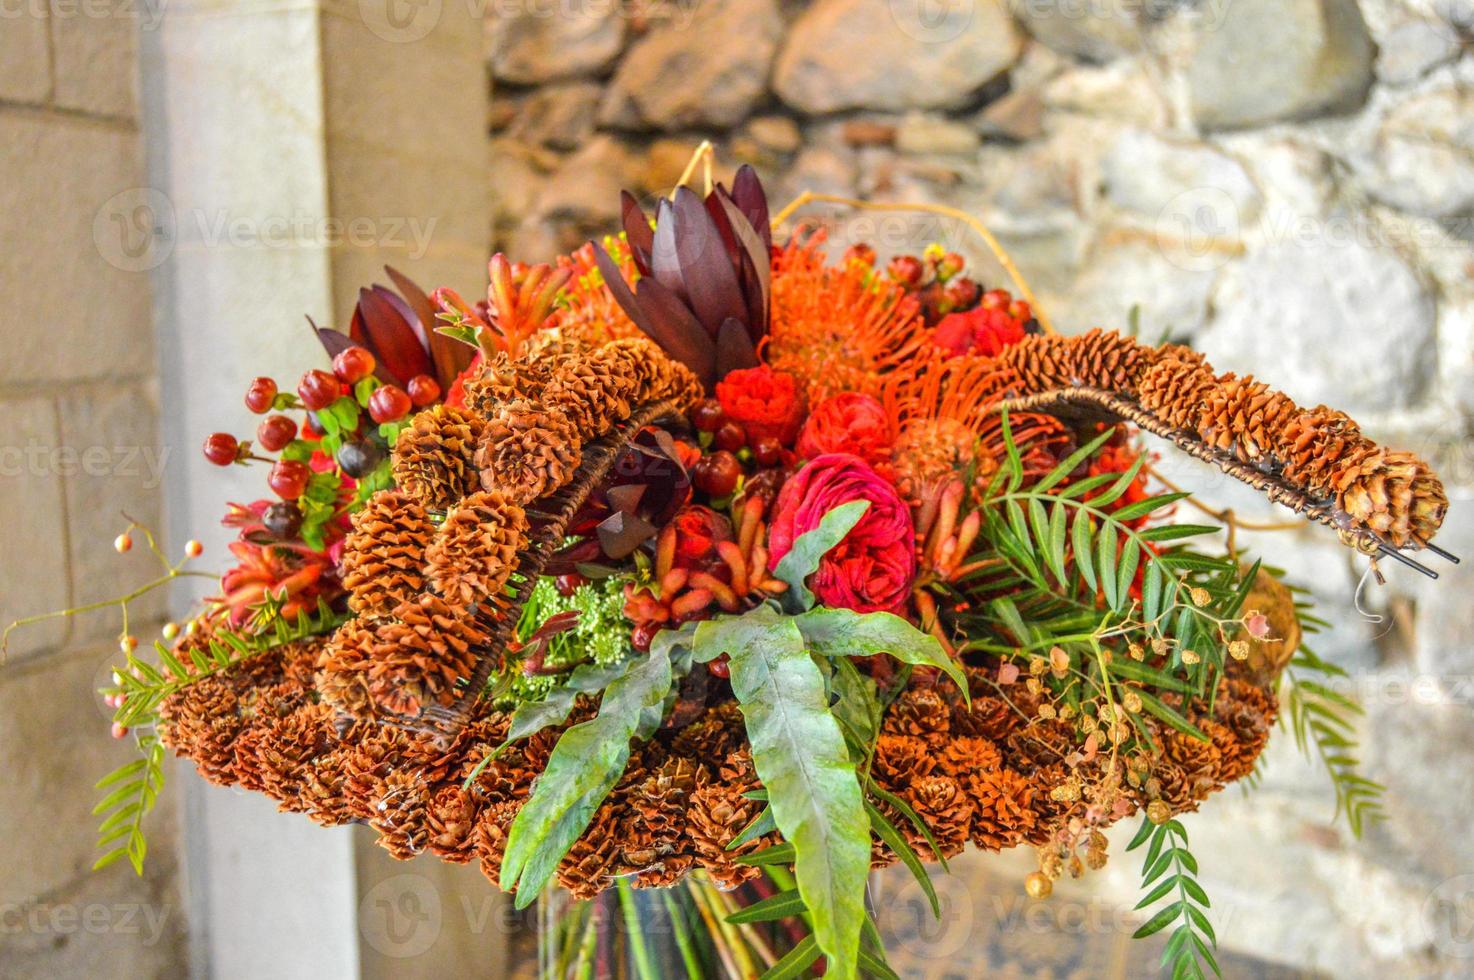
[[1127, 816, 1220, 979]]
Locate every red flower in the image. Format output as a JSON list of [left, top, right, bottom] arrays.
[[669, 505, 732, 567], [715, 365, 806, 447], [768, 454, 916, 614], [797, 393, 894, 467], [930, 291, 1029, 359]]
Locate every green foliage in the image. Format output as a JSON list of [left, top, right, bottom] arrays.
[[772, 499, 869, 612], [500, 644, 680, 905], [696, 608, 870, 980], [97, 601, 346, 876], [1284, 644, 1384, 838], [1127, 816, 1220, 980], [91, 732, 165, 874], [792, 606, 968, 696], [495, 576, 634, 705]]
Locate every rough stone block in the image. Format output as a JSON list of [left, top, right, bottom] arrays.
[[0, 396, 71, 662], [50, 6, 139, 119], [0, 7, 50, 104], [0, 113, 153, 386]]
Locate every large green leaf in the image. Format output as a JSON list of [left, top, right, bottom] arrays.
[[697, 610, 870, 980], [793, 607, 968, 698], [772, 500, 870, 612], [499, 647, 677, 905]]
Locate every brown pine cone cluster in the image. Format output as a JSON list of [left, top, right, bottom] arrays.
[[988, 330, 1447, 549], [159, 640, 1281, 901], [425, 490, 529, 611], [474, 399, 585, 506]]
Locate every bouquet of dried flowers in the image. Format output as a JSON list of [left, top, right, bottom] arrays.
[[8, 163, 1454, 980]]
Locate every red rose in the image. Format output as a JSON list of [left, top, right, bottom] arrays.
[[669, 505, 731, 567], [797, 393, 894, 467], [767, 454, 916, 614], [715, 366, 806, 446]]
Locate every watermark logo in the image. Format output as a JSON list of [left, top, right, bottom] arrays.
[[1424, 874, 1474, 958], [93, 187, 176, 273], [890, 0, 976, 44], [1155, 186, 1243, 273], [360, 0, 442, 43], [359, 873, 443, 958]]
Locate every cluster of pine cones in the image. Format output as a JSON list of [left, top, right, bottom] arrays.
[[996, 330, 1447, 549], [313, 337, 703, 722], [157, 632, 1275, 900]]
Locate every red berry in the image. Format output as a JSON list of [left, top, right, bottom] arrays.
[[690, 399, 726, 433], [714, 420, 746, 453], [843, 243, 876, 267], [203, 432, 240, 466], [752, 436, 783, 467], [407, 374, 441, 407], [887, 254, 925, 287], [708, 655, 731, 680], [368, 385, 413, 424], [630, 621, 660, 653], [267, 459, 311, 500], [694, 450, 741, 497], [332, 346, 376, 384], [110, 722, 129, 739], [256, 414, 297, 452], [244, 377, 278, 414], [936, 251, 966, 281], [944, 276, 981, 311], [555, 573, 586, 597], [297, 369, 340, 411]]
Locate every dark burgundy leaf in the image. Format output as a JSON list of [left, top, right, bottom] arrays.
[[714, 192, 772, 340], [526, 609, 581, 644], [672, 187, 748, 335], [308, 315, 357, 363], [630, 277, 718, 388], [356, 286, 434, 384], [544, 538, 605, 578], [387, 265, 473, 385], [593, 241, 657, 336], [597, 510, 658, 560], [731, 165, 772, 251], [715, 317, 760, 380], [605, 482, 648, 514], [621, 191, 654, 274], [649, 198, 690, 305]]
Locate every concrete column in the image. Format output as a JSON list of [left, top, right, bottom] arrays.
[[138, 1, 500, 976]]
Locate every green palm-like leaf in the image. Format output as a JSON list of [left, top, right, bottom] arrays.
[[773, 500, 870, 612], [793, 607, 967, 697]]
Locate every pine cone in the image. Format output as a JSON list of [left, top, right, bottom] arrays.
[[1330, 447, 1447, 548], [882, 687, 951, 741], [340, 491, 434, 618], [475, 400, 584, 505], [475, 799, 522, 883], [688, 783, 767, 890], [1137, 354, 1218, 432], [318, 595, 491, 719], [371, 769, 433, 859], [1279, 407, 1364, 494], [1198, 374, 1298, 463], [557, 802, 625, 900], [257, 703, 337, 808], [425, 784, 482, 863], [541, 345, 641, 437], [392, 406, 486, 511], [425, 490, 529, 612], [935, 736, 1003, 780], [901, 775, 973, 858], [462, 352, 535, 417], [997, 334, 1073, 393], [950, 691, 1019, 741], [872, 734, 936, 789], [965, 767, 1036, 851], [1065, 328, 1152, 392], [669, 702, 745, 759]]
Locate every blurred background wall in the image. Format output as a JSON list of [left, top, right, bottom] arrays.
[[2, 0, 1473, 978]]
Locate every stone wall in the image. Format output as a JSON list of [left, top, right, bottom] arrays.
[[0, 9, 188, 977], [488, 1, 1474, 975]]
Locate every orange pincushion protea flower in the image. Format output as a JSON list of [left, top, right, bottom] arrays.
[[765, 228, 929, 402], [550, 241, 644, 347]]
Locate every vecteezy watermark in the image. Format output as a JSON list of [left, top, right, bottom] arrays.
[[359, 873, 444, 959], [0, 901, 172, 946], [0, 440, 171, 490], [359, 0, 443, 43], [1424, 874, 1474, 959], [0, 0, 166, 30], [93, 188, 438, 272]]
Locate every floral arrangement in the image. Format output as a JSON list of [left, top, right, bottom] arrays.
[[7, 164, 1455, 980]]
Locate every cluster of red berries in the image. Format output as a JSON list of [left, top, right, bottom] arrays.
[[202, 346, 444, 505], [845, 243, 986, 326], [686, 398, 782, 497]]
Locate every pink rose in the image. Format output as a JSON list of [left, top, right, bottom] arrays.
[[767, 454, 916, 614]]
